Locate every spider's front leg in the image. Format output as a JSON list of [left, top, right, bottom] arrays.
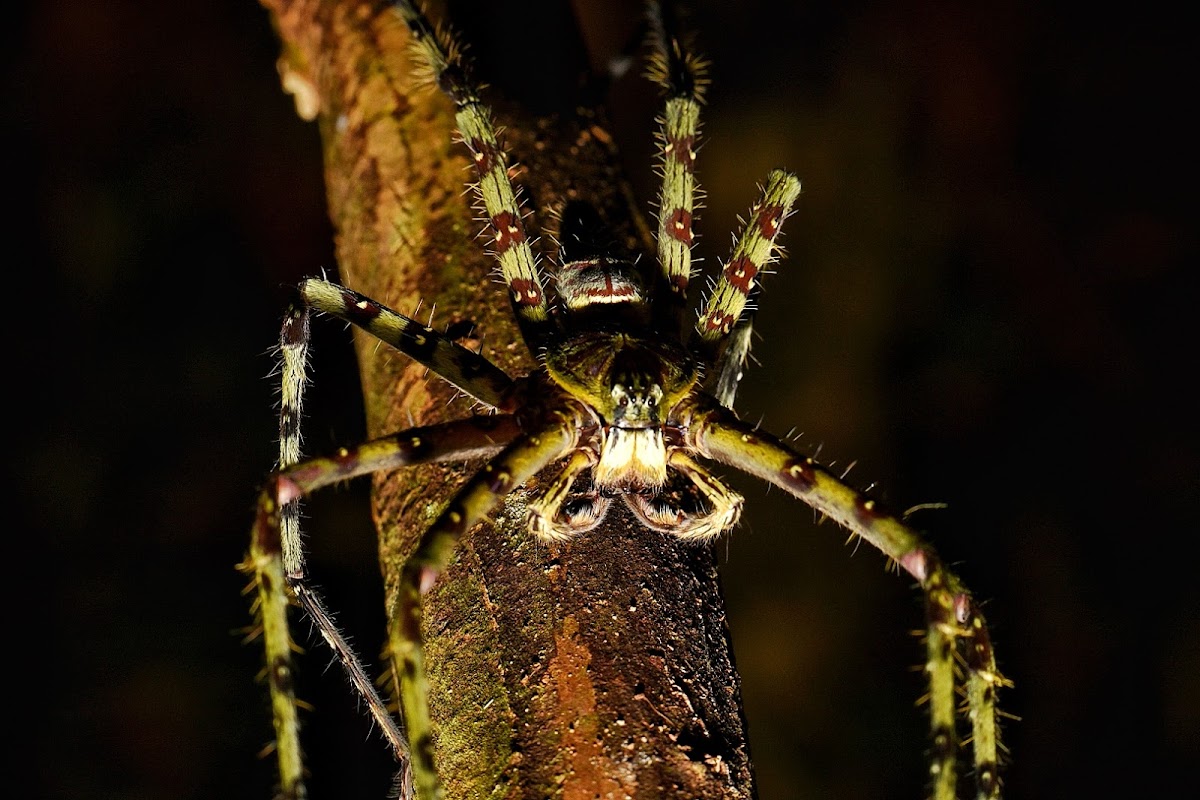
[[245, 282, 527, 799], [297, 278, 516, 410], [681, 397, 1007, 800], [387, 403, 583, 800], [244, 412, 523, 799]]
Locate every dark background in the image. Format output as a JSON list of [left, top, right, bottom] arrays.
[[12, 0, 1195, 798]]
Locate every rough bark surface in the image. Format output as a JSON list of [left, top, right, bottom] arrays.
[[259, 2, 755, 797]]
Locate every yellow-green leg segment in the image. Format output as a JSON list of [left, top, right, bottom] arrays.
[[241, 303, 310, 800], [243, 521, 305, 800], [683, 397, 1006, 800], [246, 390, 523, 799], [388, 409, 581, 799], [298, 278, 516, 409], [392, 1, 553, 345], [647, 2, 708, 328], [695, 170, 802, 404]]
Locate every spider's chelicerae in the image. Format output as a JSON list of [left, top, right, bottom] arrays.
[[245, 2, 1007, 799]]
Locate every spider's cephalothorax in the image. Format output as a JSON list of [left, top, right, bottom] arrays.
[[244, 3, 1007, 800]]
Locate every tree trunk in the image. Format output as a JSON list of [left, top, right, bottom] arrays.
[[259, 1, 755, 796]]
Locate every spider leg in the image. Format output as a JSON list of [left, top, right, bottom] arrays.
[[388, 410, 580, 799], [683, 398, 1006, 800], [646, 1, 707, 329], [695, 171, 802, 405], [299, 278, 516, 410], [526, 448, 612, 540], [392, 1, 554, 346], [244, 405, 522, 800], [242, 304, 310, 800], [246, 291, 517, 796], [625, 450, 743, 541]]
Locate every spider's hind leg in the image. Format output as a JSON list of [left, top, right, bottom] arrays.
[[695, 170, 802, 406], [392, 1, 554, 345], [646, 1, 708, 329]]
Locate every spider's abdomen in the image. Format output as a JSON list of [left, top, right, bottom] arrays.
[[556, 258, 647, 310], [554, 198, 654, 326]]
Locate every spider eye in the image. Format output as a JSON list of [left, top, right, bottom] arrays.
[[608, 380, 663, 427]]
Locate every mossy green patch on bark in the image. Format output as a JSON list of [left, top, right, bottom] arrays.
[[423, 552, 516, 800]]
